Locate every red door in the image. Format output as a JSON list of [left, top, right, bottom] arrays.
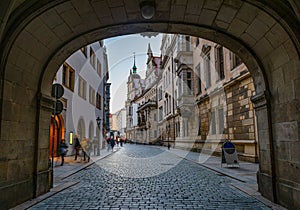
[[49, 117, 60, 157]]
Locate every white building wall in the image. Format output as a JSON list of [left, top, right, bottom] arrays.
[[54, 41, 107, 153]]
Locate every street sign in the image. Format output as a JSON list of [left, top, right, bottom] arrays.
[[221, 141, 239, 168], [51, 83, 64, 99], [52, 100, 63, 115], [52, 84, 64, 115]]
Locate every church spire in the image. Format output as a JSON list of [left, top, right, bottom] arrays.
[[147, 43, 153, 55], [147, 43, 153, 64], [132, 52, 137, 74]]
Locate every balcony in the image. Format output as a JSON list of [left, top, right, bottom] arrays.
[[137, 99, 157, 111], [176, 94, 194, 118]]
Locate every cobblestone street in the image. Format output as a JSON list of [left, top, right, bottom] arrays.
[[29, 145, 270, 209]]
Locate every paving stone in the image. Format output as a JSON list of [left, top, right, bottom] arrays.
[[29, 145, 270, 210]]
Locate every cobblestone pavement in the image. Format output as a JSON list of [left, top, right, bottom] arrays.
[[29, 145, 270, 210]]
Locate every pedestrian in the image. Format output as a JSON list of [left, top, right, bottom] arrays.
[[81, 138, 91, 162], [106, 136, 110, 152], [110, 136, 115, 152], [120, 136, 124, 147], [74, 135, 81, 160], [59, 139, 68, 166], [92, 136, 98, 155], [116, 136, 120, 148]]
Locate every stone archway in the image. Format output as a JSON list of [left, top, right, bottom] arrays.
[[0, 1, 299, 209]]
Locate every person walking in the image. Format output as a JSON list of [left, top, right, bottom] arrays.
[[59, 139, 68, 166], [110, 136, 115, 152], [74, 135, 81, 161], [81, 138, 91, 162], [106, 136, 111, 152]]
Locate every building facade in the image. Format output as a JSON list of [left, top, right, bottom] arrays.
[[52, 41, 109, 156], [126, 35, 258, 162], [191, 38, 258, 162]]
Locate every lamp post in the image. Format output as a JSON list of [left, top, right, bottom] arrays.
[[167, 123, 170, 150], [96, 116, 102, 156]]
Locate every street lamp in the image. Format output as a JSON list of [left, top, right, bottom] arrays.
[[167, 123, 170, 150], [96, 116, 102, 156]]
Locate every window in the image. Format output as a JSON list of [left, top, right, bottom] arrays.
[[174, 90, 177, 107], [178, 74, 182, 96], [218, 108, 224, 134], [175, 122, 179, 137], [90, 48, 96, 69], [195, 63, 201, 94], [81, 47, 87, 57], [96, 93, 102, 110], [230, 52, 242, 70], [195, 38, 200, 47], [97, 59, 102, 77], [167, 67, 171, 87], [62, 63, 75, 91], [159, 106, 163, 121], [211, 110, 216, 134], [89, 86, 96, 105], [187, 72, 192, 95], [154, 113, 157, 121], [89, 122, 94, 139], [204, 53, 211, 89], [99, 40, 104, 47], [128, 106, 132, 116], [78, 76, 87, 99], [183, 119, 188, 137], [168, 95, 171, 114], [185, 36, 191, 51], [158, 86, 162, 101], [215, 46, 225, 81]]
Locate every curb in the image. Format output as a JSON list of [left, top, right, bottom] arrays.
[[11, 149, 119, 210], [164, 148, 287, 210]]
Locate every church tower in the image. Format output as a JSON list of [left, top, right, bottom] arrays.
[[132, 52, 137, 74]]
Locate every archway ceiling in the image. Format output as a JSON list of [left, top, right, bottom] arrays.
[[1, 0, 299, 97]]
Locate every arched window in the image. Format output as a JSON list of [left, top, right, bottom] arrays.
[[77, 118, 86, 139], [89, 121, 94, 139]]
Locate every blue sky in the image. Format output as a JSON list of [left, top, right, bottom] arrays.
[[105, 34, 162, 113]]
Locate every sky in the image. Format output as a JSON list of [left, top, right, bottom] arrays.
[[104, 34, 162, 114]]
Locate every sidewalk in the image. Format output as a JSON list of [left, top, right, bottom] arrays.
[[163, 147, 286, 210], [52, 148, 116, 186], [12, 147, 120, 210]]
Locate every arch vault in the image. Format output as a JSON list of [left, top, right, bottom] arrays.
[[0, 0, 299, 209]]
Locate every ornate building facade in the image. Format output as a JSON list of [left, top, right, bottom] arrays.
[[126, 35, 258, 162]]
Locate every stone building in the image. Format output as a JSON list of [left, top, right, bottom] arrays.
[[127, 35, 258, 164], [191, 38, 258, 162], [125, 55, 143, 142], [136, 44, 162, 144]]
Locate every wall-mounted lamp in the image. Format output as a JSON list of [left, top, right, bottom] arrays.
[[140, 0, 156, 20], [69, 131, 73, 145]]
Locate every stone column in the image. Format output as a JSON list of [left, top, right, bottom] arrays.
[[34, 93, 54, 196], [251, 91, 277, 202]]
